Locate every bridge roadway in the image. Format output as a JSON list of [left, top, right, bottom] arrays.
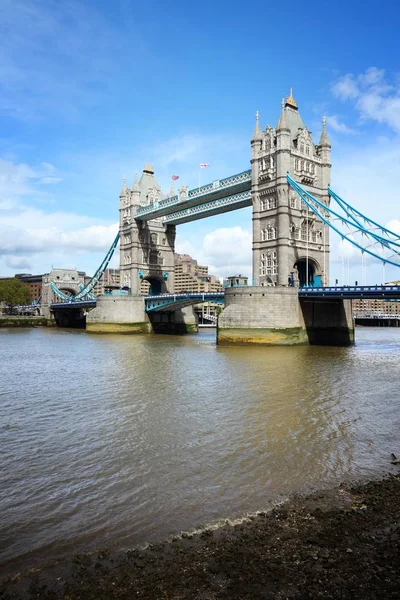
[[50, 285, 400, 313], [298, 285, 400, 300], [135, 169, 252, 225]]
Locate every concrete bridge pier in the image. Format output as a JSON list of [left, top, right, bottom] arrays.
[[86, 296, 197, 334], [86, 296, 150, 334], [300, 298, 354, 346], [217, 286, 354, 346], [52, 307, 86, 329], [147, 306, 197, 335]]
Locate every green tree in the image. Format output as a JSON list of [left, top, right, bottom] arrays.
[[0, 278, 32, 312]]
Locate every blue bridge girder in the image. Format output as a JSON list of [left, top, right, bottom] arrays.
[[51, 300, 97, 310], [135, 169, 252, 224], [145, 292, 225, 312], [298, 285, 400, 300]]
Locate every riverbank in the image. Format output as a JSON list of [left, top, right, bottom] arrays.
[[0, 316, 53, 328], [0, 315, 56, 328], [1, 473, 399, 599]]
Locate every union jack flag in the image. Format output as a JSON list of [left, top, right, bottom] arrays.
[[171, 175, 179, 180], [200, 163, 210, 168]]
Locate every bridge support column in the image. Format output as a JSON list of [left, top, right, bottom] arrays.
[[300, 298, 354, 346], [148, 306, 198, 335], [218, 287, 355, 346], [53, 308, 86, 328], [218, 287, 308, 345], [86, 296, 151, 334]]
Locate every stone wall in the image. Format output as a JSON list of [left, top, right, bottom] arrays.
[[217, 286, 308, 345], [86, 296, 150, 334]]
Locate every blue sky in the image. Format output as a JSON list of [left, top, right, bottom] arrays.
[[1, 0, 400, 284]]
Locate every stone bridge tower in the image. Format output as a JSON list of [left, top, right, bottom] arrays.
[[251, 90, 331, 288], [119, 165, 176, 295]]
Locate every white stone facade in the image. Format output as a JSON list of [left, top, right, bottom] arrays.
[[119, 165, 176, 295], [251, 91, 331, 287]]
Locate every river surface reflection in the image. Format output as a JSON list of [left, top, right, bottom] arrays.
[[1, 327, 399, 576]]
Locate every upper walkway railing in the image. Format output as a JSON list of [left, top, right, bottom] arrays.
[[135, 170, 251, 224], [145, 292, 225, 312]]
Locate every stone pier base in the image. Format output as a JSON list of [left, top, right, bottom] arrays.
[[86, 296, 198, 335], [86, 296, 150, 334], [217, 287, 355, 346], [217, 286, 308, 345], [148, 306, 198, 334]]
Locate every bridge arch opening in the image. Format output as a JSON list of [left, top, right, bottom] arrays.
[[294, 258, 322, 288], [144, 276, 164, 296]]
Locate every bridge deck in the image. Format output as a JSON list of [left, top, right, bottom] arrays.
[[135, 170, 251, 224], [49, 286, 400, 312], [299, 285, 400, 300]]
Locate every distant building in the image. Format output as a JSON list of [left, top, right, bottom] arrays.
[[92, 268, 121, 295], [174, 254, 223, 293], [352, 298, 400, 315], [224, 274, 249, 288], [0, 273, 43, 303], [174, 254, 223, 321]]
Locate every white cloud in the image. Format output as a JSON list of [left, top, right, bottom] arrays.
[[326, 115, 356, 134], [0, 156, 118, 276], [387, 219, 400, 234], [39, 176, 63, 185], [331, 67, 400, 132], [6, 256, 32, 270], [203, 226, 252, 278]]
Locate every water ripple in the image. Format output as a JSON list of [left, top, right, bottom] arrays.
[[1, 327, 400, 576]]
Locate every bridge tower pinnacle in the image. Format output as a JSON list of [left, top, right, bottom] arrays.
[[251, 91, 331, 288]]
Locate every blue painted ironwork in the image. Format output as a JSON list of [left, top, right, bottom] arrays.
[[328, 187, 400, 243], [51, 299, 97, 310], [50, 233, 120, 301], [287, 175, 400, 268], [163, 190, 252, 225], [145, 292, 225, 312], [299, 285, 400, 300], [135, 169, 251, 223]]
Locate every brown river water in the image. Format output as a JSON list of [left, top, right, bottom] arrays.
[[0, 326, 399, 577]]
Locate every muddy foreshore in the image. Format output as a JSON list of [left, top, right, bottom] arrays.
[[1, 474, 399, 599]]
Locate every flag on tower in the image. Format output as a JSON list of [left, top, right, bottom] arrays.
[[171, 175, 179, 180], [200, 163, 210, 168]]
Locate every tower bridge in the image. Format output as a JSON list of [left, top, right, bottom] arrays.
[[49, 90, 400, 345]]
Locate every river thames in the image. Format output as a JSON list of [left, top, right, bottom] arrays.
[[1, 327, 399, 577]]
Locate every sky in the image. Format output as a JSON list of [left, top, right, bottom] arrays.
[[1, 0, 400, 285]]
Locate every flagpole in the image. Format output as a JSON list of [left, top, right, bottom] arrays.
[[198, 168, 201, 191]]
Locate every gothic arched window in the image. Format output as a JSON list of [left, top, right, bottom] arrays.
[[300, 143, 305, 154], [260, 253, 266, 275], [306, 145, 310, 156]]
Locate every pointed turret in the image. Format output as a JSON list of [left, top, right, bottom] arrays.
[[319, 117, 331, 147], [120, 177, 127, 196], [133, 172, 140, 191], [276, 99, 289, 131], [252, 110, 262, 141], [285, 87, 298, 110]]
